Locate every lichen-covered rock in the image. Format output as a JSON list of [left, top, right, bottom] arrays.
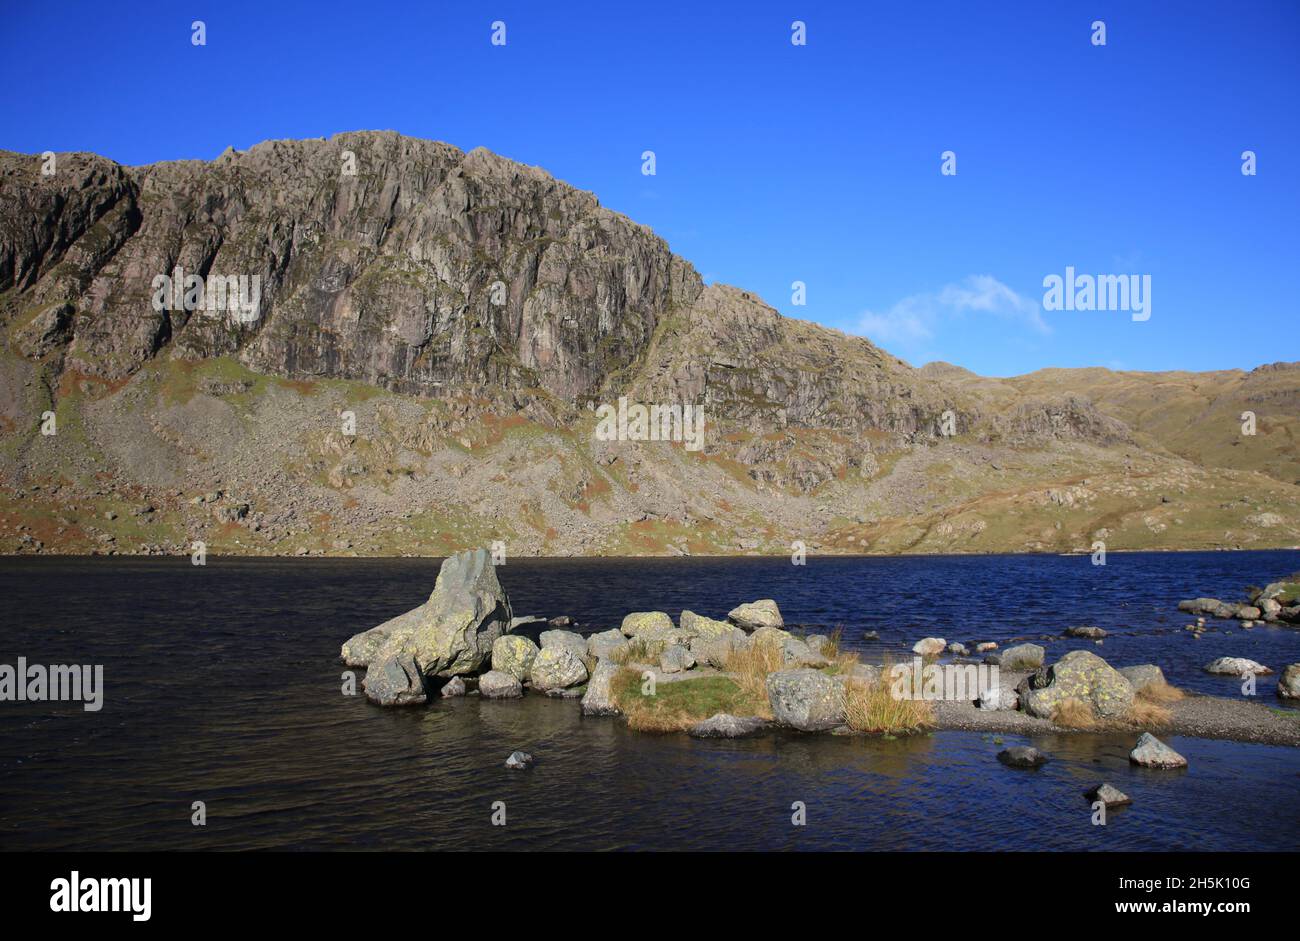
[[727, 599, 784, 632], [620, 611, 676, 638], [586, 628, 628, 662], [658, 644, 695, 674], [1277, 664, 1300, 700], [766, 669, 846, 732], [1000, 643, 1046, 671], [528, 647, 588, 691], [491, 634, 540, 681], [1118, 664, 1167, 692], [912, 637, 946, 656], [1023, 650, 1135, 720], [479, 670, 523, 699], [362, 549, 512, 705], [1129, 732, 1186, 769], [580, 659, 621, 716], [679, 610, 738, 639], [689, 714, 767, 738], [1203, 657, 1273, 677], [540, 629, 588, 661]]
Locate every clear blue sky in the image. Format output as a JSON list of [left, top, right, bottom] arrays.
[[2, 0, 1296, 376]]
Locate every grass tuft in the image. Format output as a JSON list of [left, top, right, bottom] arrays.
[[1050, 697, 1098, 729], [843, 661, 934, 735]]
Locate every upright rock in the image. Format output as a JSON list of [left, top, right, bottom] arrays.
[[361, 549, 513, 705], [1129, 733, 1187, 769], [766, 669, 846, 732]]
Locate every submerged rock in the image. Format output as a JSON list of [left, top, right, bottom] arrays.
[[1085, 783, 1132, 806], [997, 746, 1047, 768], [1129, 732, 1187, 769], [362, 549, 512, 705], [1023, 650, 1134, 720], [479, 670, 523, 699], [727, 599, 784, 632], [689, 714, 767, 738], [766, 669, 846, 732]]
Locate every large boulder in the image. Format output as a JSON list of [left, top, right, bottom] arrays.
[[620, 611, 675, 638], [491, 634, 540, 681], [586, 628, 629, 661], [766, 669, 846, 732], [529, 647, 588, 691], [580, 659, 622, 716], [1000, 643, 1046, 671], [362, 549, 512, 705], [341, 605, 422, 667], [1203, 657, 1273, 676], [479, 670, 523, 699], [727, 599, 784, 632], [540, 629, 588, 661], [679, 610, 740, 639], [1118, 664, 1167, 693], [1023, 650, 1135, 720], [1277, 664, 1300, 700], [1129, 732, 1187, 769]]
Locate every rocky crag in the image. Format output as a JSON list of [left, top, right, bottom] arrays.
[[2, 131, 1298, 556]]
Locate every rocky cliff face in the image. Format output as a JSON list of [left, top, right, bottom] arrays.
[[1, 132, 1297, 557]]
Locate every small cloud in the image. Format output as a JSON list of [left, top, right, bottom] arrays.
[[856, 275, 1047, 348]]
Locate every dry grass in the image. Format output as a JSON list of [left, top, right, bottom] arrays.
[[1137, 679, 1185, 704], [722, 636, 783, 718], [1050, 697, 1099, 729], [1128, 697, 1173, 728], [843, 661, 934, 735]]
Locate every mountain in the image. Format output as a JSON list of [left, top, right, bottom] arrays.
[[2, 131, 1297, 557]]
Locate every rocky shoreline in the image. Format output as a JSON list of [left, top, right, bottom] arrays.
[[341, 550, 1300, 755]]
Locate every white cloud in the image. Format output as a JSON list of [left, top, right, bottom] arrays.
[[856, 275, 1048, 347]]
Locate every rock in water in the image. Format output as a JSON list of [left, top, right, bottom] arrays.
[[727, 599, 784, 632], [766, 669, 846, 731], [997, 746, 1047, 768], [1279, 664, 1300, 700], [505, 751, 533, 770], [491, 634, 539, 681], [1000, 643, 1046, 670], [1203, 657, 1273, 676], [689, 714, 767, 738], [341, 605, 422, 667], [580, 660, 622, 716], [479, 670, 523, 700], [528, 647, 588, 691], [912, 637, 947, 656], [362, 549, 513, 705], [1129, 732, 1187, 769], [1022, 650, 1135, 721], [1065, 625, 1107, 639], [1085, 783, 1132, 806]]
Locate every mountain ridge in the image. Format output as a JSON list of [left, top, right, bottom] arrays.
[[1, 131, 1297, 557]]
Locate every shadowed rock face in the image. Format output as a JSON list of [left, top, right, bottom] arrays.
[[1, 133, 700, 402]]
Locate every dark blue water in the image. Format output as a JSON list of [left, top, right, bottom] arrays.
[[1, 551, 1298, 851]]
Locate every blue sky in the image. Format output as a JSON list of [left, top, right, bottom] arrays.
[[2, 1, 1296, 376]]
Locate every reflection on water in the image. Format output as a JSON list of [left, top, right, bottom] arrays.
[[1, 552, 1298, 850]]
